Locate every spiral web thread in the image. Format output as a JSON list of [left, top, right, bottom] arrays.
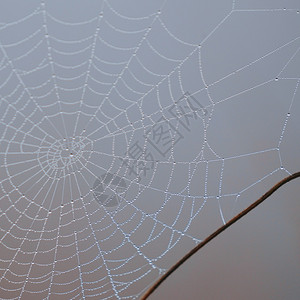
[[0, 1, 299, 299]]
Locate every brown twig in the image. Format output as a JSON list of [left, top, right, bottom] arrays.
[[141, 171, 300, 299]]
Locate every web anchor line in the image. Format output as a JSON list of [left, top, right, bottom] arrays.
[[141, 171, 300, 299]]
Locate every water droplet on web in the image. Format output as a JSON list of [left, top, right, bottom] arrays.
[[1, 4, 299, 298]]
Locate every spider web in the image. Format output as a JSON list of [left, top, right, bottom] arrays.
[[0, 0, 299, 299]]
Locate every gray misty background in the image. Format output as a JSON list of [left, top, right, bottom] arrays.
[[0, 0, 299, 299]]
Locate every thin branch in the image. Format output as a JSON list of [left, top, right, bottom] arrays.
[[141, 171, 300, 299]]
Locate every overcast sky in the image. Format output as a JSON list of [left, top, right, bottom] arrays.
[[0, 1, 299, 299]]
